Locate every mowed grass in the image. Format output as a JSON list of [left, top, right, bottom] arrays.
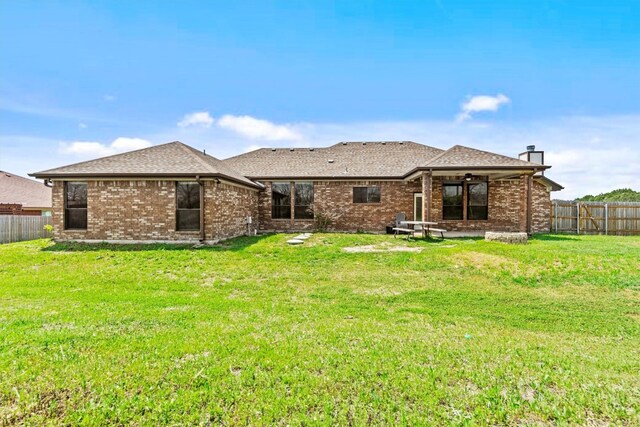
[[0, 234, 639, 426]]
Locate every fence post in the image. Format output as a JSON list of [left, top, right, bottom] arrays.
[[576, 202, 580, 235], [604, 203, 608, 235], [554, 201, 558, 233]]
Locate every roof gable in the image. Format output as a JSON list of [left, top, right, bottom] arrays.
[[31, 142, 260, 188], [423, 145, 545, 169]]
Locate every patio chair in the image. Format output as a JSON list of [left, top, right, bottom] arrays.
[[392, 212, 413, 239]]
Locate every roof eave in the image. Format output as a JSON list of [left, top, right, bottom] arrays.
[[29, 172, 264, 190], [536, 176, 564, 192], [403, 165, 551, 179], [245, 175, 406, 181]]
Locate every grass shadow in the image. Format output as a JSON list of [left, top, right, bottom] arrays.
[[41, 234, 272, 253], [532, 234, 582, 241]]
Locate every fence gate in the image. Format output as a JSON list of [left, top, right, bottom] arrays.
[[551, 200, 640, 235]]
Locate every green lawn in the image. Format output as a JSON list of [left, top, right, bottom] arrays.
[[1, 234, 639, 426]]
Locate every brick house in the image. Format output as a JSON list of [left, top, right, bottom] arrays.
[[0, 171, 52, 216], [31, 141, 562, 243]]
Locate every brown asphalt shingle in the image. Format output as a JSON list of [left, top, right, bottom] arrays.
[[31, 142, 261, 188], [423, 145, 544, 168], [31, 141, 548, 185], [224, 141, 446, 178], [0, 171, 52, 208], [224, 141, 545, 178]]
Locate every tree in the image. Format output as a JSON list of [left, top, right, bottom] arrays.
[[576, 188, 640, 202]]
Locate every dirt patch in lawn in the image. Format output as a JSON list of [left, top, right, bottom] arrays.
[[457, 251, 515, 269], [342, 244, 423, 253]]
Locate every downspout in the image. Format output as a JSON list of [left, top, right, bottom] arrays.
[[195, 176, 205, 242], [527, 173, 533, 234]]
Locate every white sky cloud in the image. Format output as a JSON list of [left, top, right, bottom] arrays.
[[110, 137, 153, 151], [4, 114, 638, 200], [458, 94, 510, 121], [160, 114, 639, 199], [217, 114, 302, 140], [60, 137, 152, 157], [243, 144, 268, 153], [103, 95, 117, 102], [177, 111, 214, 128]]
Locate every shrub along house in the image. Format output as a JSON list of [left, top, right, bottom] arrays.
[[31, 141, 562, 243]]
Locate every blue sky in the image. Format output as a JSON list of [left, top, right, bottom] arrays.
[[1, 0, 639, 198]]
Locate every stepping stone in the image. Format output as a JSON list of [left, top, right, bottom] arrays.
[[287, 239, 304, 245], [294, 234, 310, 240]]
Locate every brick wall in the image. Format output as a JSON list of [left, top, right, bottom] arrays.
[[531, 180, 551, 233], [258, 177, 551, 234], [206, 182, 258, 241], [51, 180, 258, 242], [257, 180, 421, 232], [50, 176, 551, 241], [430, 177, 524, 232]]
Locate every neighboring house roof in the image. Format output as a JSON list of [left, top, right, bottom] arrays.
[[31, 141, 262, 189], [0, 171, 52, 209], [224, 141, 446, 179]]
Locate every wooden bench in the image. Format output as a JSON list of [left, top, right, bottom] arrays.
[[392, 227, 414, 240], [426, 227, 447, 239]]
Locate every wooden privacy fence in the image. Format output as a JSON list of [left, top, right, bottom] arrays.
[[0, 215, 53, 244], [551, 200, 640, 235]]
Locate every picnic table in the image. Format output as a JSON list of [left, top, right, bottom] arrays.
[[393, 221, 446, 239]]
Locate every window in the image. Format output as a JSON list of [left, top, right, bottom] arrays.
[[353, 186, 381, 203], [272, 182, 291, 219], [176, 182, 200, 231], [65, 182, 87, 229], [295, 182, 314, 219], [467, 182, 488, 220], [442, 184, 463, 220], [442, 181, 489, 221]]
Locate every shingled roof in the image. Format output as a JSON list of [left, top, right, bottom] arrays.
[[30, 141, 551, 185], [0, 171, 52, 208], [224, 141, 547, 178], [31, 142, 261, 188], [224, 141, 445, 179], [422, 145, 545, 169]]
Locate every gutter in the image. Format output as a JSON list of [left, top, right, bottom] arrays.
[[402, 165, 551, 179], [28, 172, 263, 190], [243, 166, 552, 182], [195, 175, 205, 242]]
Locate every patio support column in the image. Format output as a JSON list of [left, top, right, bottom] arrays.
[[520, 173, 533, 233], [527, 173, 533, 234], [290, 181, 295, 226], [421, 170, 432, 222]]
